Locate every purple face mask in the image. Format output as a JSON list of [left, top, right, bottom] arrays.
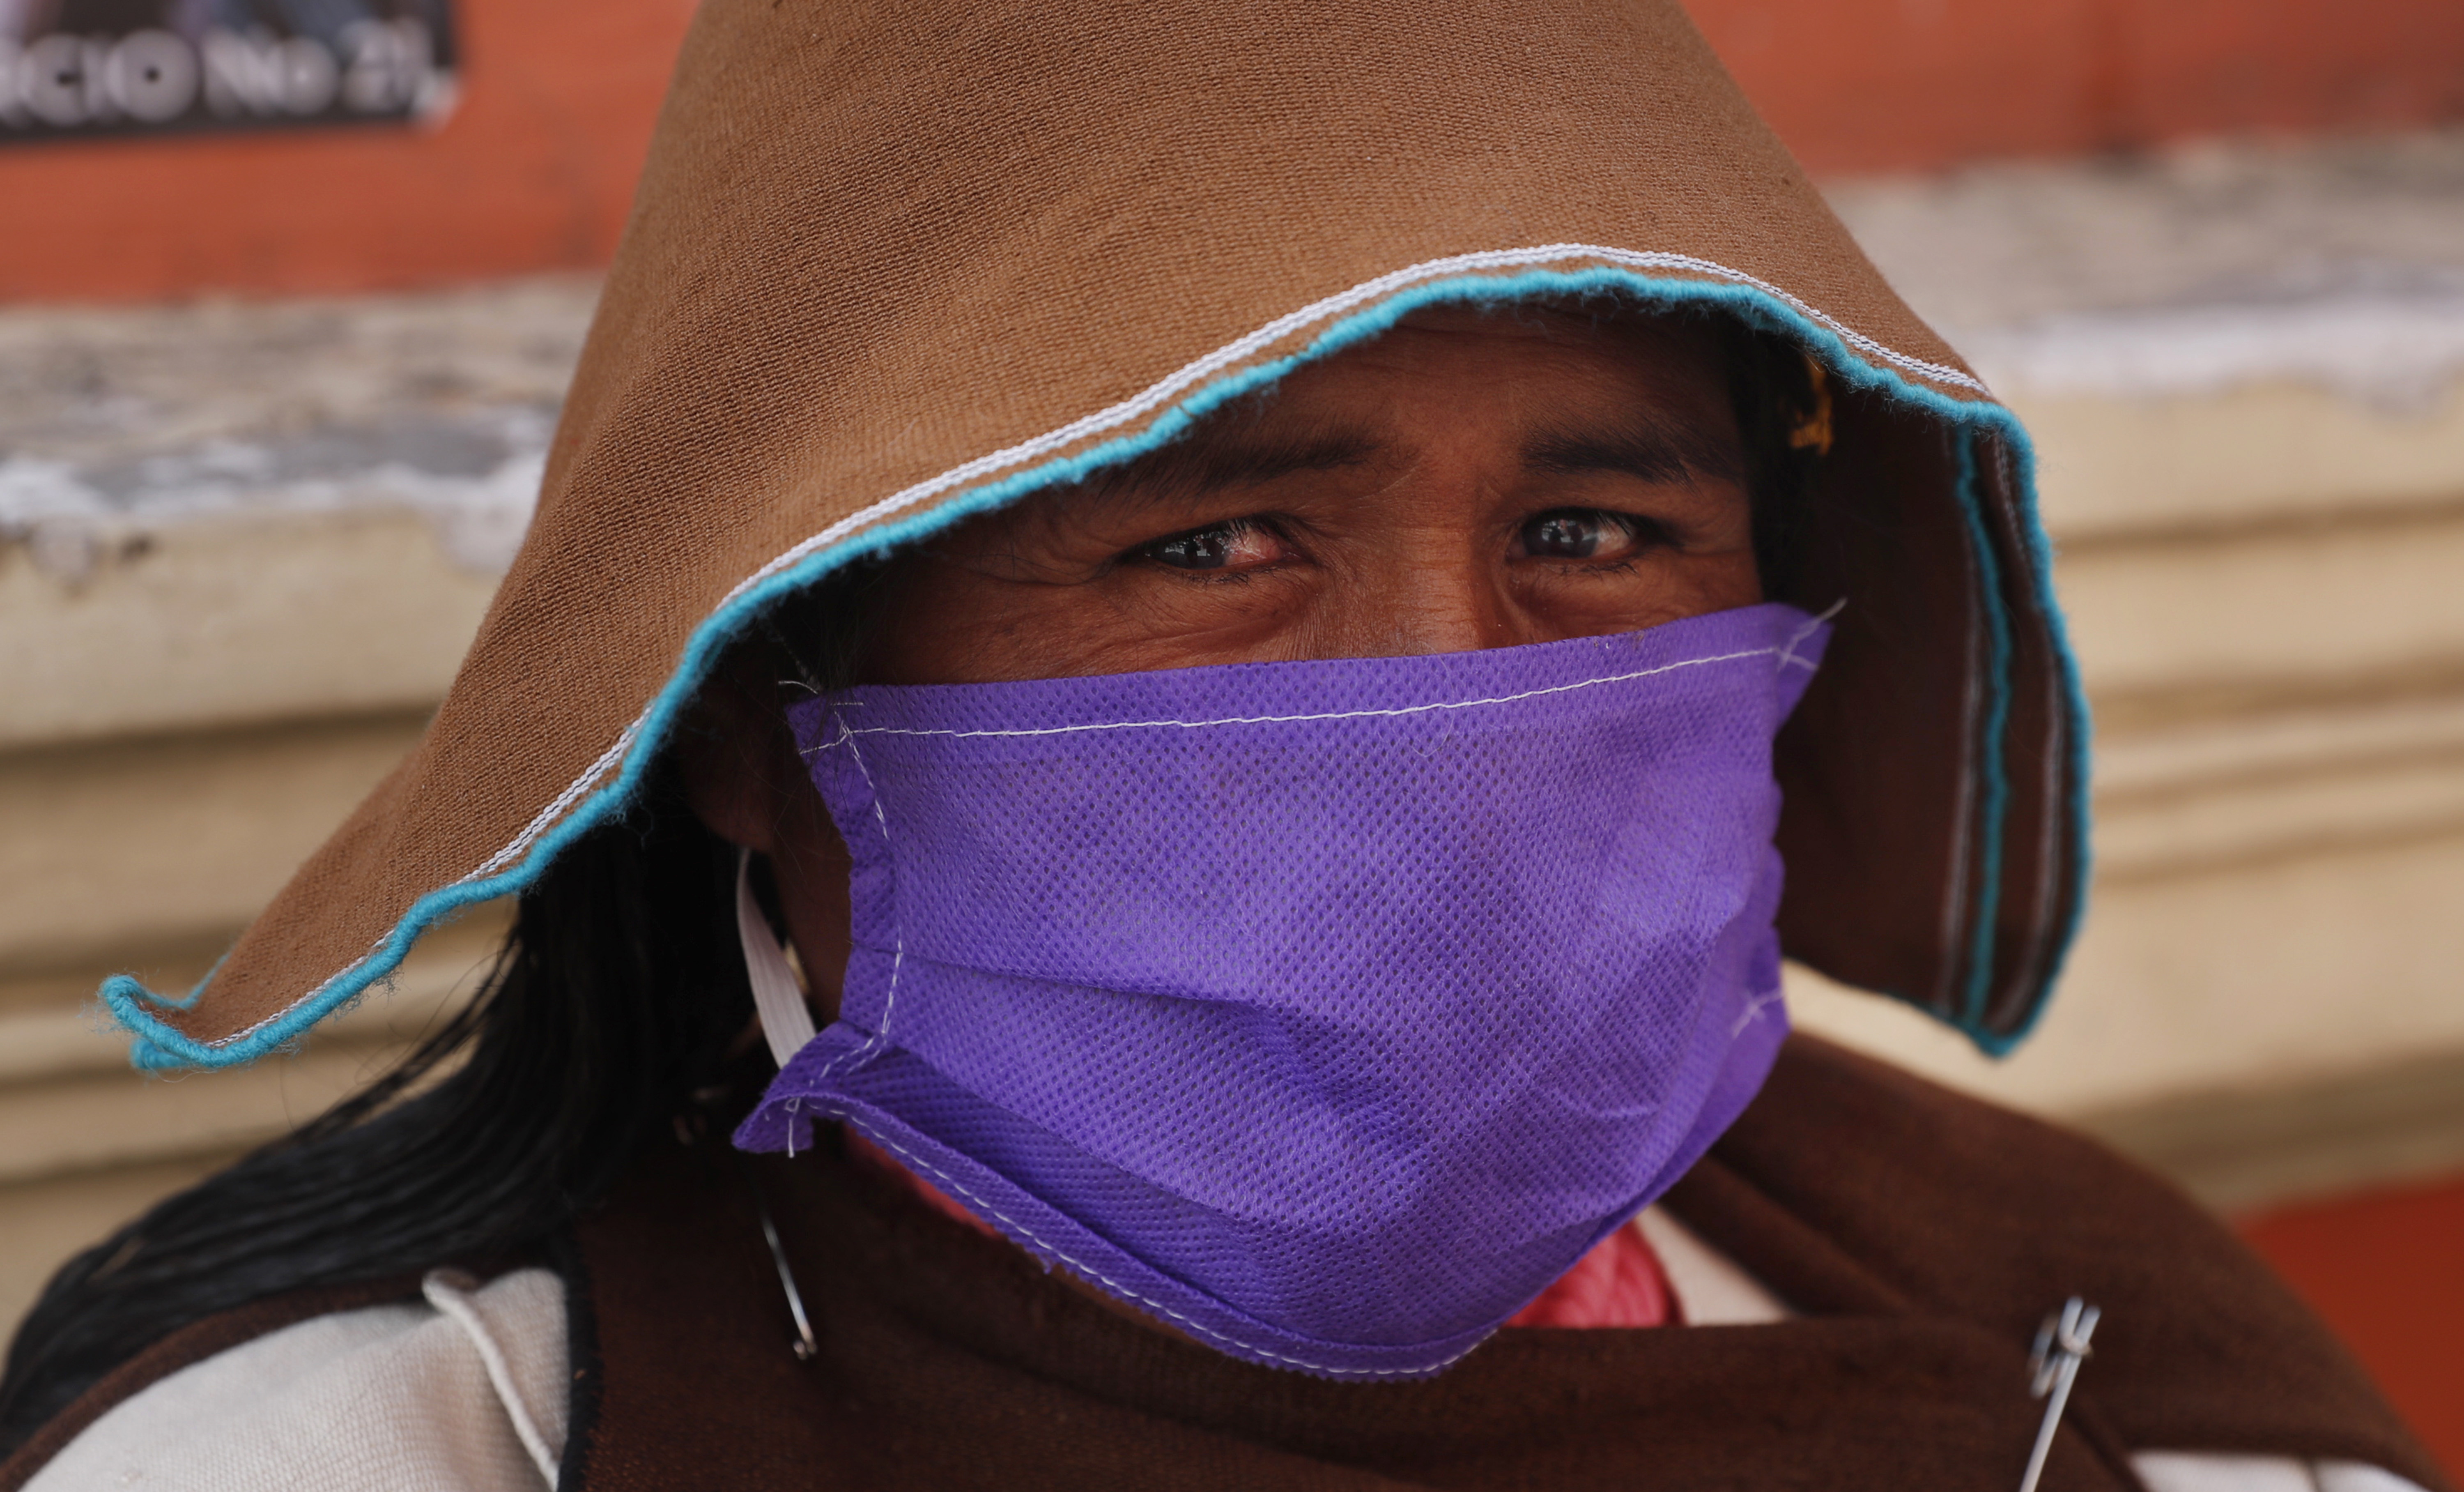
[[738, 601, 1829, 1379]]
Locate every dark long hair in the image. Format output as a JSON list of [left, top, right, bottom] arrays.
[[0, 307, 1820, 1455], [0, 768, 758, 1451]]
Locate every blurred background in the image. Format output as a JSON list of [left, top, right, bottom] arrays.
[[2, 0, 2461, 1466]]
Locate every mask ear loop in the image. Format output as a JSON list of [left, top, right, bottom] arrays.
[[737, 847, 819, 1068], [731, 859, 828, 1360]]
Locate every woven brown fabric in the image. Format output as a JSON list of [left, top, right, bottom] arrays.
[[1668, 1040, 2442, 1477], [13, 1041, 2439, 1488], [116, 0, 2083, 1066], [547, 1036, 2442, 1491]]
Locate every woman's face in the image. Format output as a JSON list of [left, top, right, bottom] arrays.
[[868, 303, 1761, 682], [684, 302, 1761, 1010]]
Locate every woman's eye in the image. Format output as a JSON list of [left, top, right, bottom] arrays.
[[1519, 509, 1646, 561], [1139, 519, 1280, 571]]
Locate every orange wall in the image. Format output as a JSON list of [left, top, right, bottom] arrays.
[[3, 0, 2462, 301], [2242, 1177, 2464, 1478], [1709, 0, 2464, 174], [0, 0, 697, 302], [2257, 1179, 2464, 1469]]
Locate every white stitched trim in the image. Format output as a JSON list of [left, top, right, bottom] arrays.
[[1776, 597, 1846, 674], [421, 1269, 560, 1488], [476, 721, 639, 880], [808, 723, 902, 1088], [2016, 577, 2072, 1020], [206, 245, 1969, 1053], [802, 645, 1802, 750], [1729, 985, 1786, 1038], [204, 723, 641, 1054], [1934, 435, 1988, 1013], [818, 1110, 1487, 1378]]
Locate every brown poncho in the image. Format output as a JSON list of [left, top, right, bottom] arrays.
[[7, 1040, 2445, 1489], [108, 0, 2082, 1069]]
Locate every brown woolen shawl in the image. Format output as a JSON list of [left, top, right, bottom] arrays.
[[104, 0, 2085, 1065], [11, 1040, 2445, 1490]]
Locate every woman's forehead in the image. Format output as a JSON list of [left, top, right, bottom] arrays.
[[977, 311, 1749, 532], [1218, 300, 1738, 452], [1281, 299, 1734, 404]]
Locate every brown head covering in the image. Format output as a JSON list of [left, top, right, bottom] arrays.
[[106, 0, 2085, 1066]]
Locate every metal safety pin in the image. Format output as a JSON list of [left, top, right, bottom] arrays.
[[2017, 1297, 2099, 1492], [734, 1152, 821, 1361], [756, 1198, 822, 1361]]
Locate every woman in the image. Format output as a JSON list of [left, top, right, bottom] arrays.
[[2, 0, 2443, 1486]]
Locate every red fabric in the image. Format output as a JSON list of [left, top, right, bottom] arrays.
[[1503, 1224, 1680, 1329], [848, 1132, 1678, 1331]]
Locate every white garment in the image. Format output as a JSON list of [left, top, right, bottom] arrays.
[[26, 1268, 566, 1492], [1638, 1205, 1795, 1325], [2133, 1455, 2434, 1492], [22, 1243, 2428, 1492]]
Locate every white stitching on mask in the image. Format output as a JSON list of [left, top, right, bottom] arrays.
[[823, 1112, 1491, 1379], [806, 719, 903, 1089], [802, 644, 1810, 752]]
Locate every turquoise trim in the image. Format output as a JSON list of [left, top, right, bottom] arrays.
[[1949, 426, 2016, 1037], [1960, 407, 2097, 1058], [103, 264, 2079, 1069]]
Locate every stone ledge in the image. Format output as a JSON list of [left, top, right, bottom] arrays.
[[1788, 829, 2464, 1126], [0, 710, 434, 974], [0, 909, 502, 1189], [2075, 1047, 2464, 1213]]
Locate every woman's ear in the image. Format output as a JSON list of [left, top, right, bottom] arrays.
[[677, 645, 805, 854], [678, 640, 858, 1014]]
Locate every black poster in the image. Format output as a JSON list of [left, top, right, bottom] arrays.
[[0, 0, 458, 142]]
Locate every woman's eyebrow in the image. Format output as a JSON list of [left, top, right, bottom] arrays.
[[1068, 424, 1381, 507], [1523, 417, 1744, 487]]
